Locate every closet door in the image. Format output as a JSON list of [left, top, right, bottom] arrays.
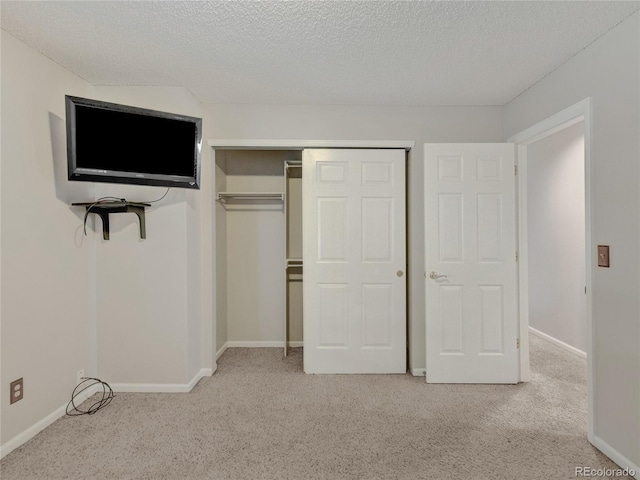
[[303, 149, 406, 374]]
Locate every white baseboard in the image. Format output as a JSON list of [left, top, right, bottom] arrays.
[[592, 435, 639, 479], [216, 341, 302, 360], [225, 341, 303, 348], [410, 368, 426, 377], [110, 368, 213, 393], [215, 341, 303, 360], [529, 327, 586, 359], [0, 383, 101, 459], [224, 340, 303, 351], [216, 342, 228, 360]]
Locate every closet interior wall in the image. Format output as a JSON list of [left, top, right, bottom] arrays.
[[215, 150, 303, 352]]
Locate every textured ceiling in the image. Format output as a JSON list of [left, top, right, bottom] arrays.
[[1, 1, 638, 106]]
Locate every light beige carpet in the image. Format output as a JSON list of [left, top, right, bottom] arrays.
[[1, 336, 630, 479]]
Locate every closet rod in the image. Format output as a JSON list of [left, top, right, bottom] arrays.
[[216, 192, 284, 202]]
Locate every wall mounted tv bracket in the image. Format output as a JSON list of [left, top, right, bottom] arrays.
[[72, 202, 151, 240]]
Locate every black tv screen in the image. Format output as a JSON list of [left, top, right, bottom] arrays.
[[66, 95, 202, 189]]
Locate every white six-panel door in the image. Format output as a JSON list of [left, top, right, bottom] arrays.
[[303, 149, 406, 374], [425, 144, 518, 383]]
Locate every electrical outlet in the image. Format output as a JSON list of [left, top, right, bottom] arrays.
[[10, 378, 23, 404], [77, 369, 85, 385]]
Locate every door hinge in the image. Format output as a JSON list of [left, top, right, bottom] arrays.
[[516, 251, 519, 262], [517, 338, 520, 349], [514, 165, 518, 175]]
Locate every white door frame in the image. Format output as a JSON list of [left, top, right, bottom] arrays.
[[507, 98, 594, 442], [206, 139, 414, 370]]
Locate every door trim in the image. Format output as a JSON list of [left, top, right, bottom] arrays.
[[207, 139, 415, 151], [507, 97, 594, 442]]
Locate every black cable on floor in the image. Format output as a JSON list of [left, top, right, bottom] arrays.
[[66, 377, 114, 416]]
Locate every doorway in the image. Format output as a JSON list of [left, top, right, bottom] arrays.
[[526, 122, 587, 357], [508, 98, 594, 441]]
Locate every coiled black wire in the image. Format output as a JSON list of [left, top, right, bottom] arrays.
[[66, 377, 114, 416]]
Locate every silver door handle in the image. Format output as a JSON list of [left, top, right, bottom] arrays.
[[429, 271, 448, 280]]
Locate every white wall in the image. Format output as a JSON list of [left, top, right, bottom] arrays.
[[91, 86, 209, 385], [201, 104, 505, 371], [1, 31, 94, 445], [0, 31, 214, 448], [527, 122, 586, 352], [1, 34, 214, 446], [504, 11, 640, 469]]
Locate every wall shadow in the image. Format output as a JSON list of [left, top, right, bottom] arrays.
[[49, 111, 94, 220]]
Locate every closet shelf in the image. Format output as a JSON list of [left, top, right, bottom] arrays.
[[285, 161, 302, 169], [286, 258, 303, 269], [216, 192, 284, 203]]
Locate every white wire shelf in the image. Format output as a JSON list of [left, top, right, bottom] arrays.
[[286, 258, 303, 269], [216, 192, 284, 203]]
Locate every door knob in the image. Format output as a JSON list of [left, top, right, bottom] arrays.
[[397, 270, 404, 277], [429, 271, 447, 280]]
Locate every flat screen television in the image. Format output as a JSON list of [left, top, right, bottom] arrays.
[[66, 95, 202, 189]]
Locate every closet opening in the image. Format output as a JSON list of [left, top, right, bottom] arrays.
[[214, 149, 303, 361], [210, 140, 414, 374]]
